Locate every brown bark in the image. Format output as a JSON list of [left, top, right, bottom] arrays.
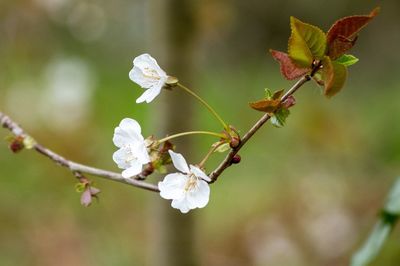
[[146, 1, 200, 266]]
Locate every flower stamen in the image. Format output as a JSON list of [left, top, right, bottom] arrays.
[[184, 175, 198, 192], [143, 67, 161, 80]]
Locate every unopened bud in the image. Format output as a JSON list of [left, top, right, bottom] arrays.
[[142, 163, 155, 177], [229, 137, 240, 149], [282, 95, 296, 109], [231, 154, 241, 164], [165, 76, 179, 87], [9, 136, 24, 153]]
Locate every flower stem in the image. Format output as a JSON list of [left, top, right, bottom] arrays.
[[158, 131, 225, 144], [176, 83, 229, 131], [198, 142, 223, 168], [209, 73, 313, 183]]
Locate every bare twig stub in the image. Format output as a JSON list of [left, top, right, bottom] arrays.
[[0, 112, 160, 192]]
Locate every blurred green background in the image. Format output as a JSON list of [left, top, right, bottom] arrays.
[[1, 1, 400, 265]]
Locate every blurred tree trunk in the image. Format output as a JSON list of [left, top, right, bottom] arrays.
[[146, 1, 200, 266]]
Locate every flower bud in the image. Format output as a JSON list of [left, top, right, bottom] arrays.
[[231, 154, 241, 164], [282, 95, 296, 109], [142, 163, 155, 177], [165, 76, 179, 87], [9, 136, 24, 153], [229, 137, 240, 149]]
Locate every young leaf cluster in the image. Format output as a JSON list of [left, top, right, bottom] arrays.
[[270, 7, 379, 97], [249, 89, 294, 127]]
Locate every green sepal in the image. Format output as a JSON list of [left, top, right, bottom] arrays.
[[214, 143, 230, 153], [156, 165, 168, 174], [75, 183, 86, 193]]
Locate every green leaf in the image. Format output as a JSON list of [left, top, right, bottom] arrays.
[[271, 108, 290, 128], [288, 17, 327, 68], [327, 7, 380, 59], [351, 177, 400, 266], [384, 177, 400, 215], [322, 56, 348, 97], [264, 88, 273, 99], [351, 219, 393, 266], [335, 54, 359, 67]]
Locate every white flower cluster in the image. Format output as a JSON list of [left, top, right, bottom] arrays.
[[112, 54, 211, 213], [112, 118, 150, 178]]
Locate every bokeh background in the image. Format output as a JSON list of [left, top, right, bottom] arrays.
[[1, 1, 399, 265]]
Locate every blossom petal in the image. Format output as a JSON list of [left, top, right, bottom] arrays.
[[187, 179, 210, 208], [113, 118, 143, 148], [135, 85, 162, 104], [168, 150, 190, 173], [189, 165, 211, 182], [129, 67, 159, 89], [133, 53, 167, 77], [112, 148, 130, 169], [120, 118, 141, 134], [171, 197, 191, 213], [134, 143, 151, 164], [122, 162, 143, 178], [158, 173, 187, 200]]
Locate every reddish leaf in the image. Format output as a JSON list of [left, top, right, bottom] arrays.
[[328, 36, 358, 60], [327, 7, 379, 59], [249, 98, 281, 113], [322, 56, 348, 97], [270, 50, 309, 80]]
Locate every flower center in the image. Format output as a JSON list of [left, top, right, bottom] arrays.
[[184, 174, 198, 192], [124, 145, 138, 164], [143, 67, 161, 80]]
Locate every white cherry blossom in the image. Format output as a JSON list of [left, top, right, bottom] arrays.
[[113, 118, 150, 178], [158, 150, 211, 213], [129, 53, 168, 103]]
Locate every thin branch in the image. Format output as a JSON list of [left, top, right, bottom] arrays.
[[0, 112, 160, 192], [209, 70, 316, 183], [1, 63, 320, 191]]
